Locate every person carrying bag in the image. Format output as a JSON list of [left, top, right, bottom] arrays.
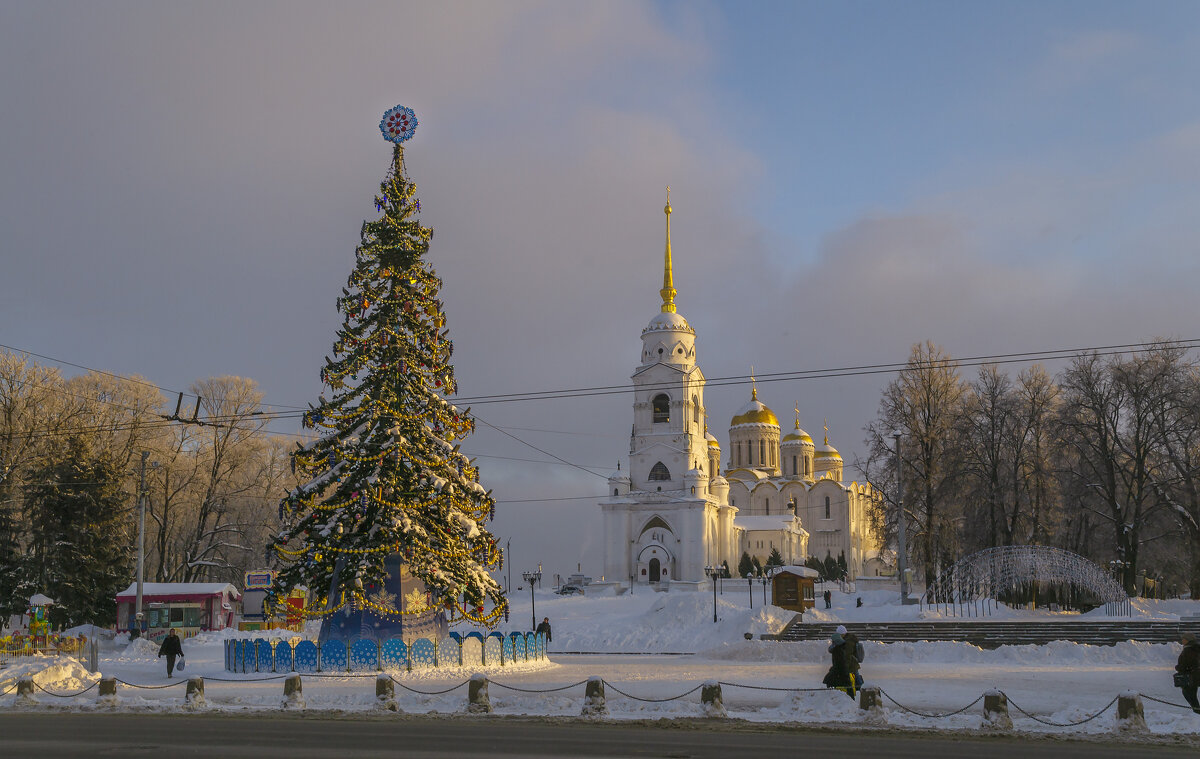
[[158, 628, 184, 678]]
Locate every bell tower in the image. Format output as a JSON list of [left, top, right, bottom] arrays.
[[629, 190, 710, 491]]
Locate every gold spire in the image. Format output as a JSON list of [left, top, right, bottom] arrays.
[[660, 186, 676, 313], [823, 418, 829, 445], [750, 366, 757, 401], [794, 403, 801, 430]]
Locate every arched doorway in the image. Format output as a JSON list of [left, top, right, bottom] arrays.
[[649, 558, 661, 583]]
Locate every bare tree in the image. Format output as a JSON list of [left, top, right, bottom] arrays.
[[178, 376, 269, 582], [861, 341, 965, 584], [1056, 350, 1175, 594]]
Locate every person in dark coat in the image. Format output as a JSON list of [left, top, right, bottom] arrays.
[[158, 628, 183, 678], [839, 625, 864, 690], [1176, 631, 1200, 713], [535, 616, 552, 643], [822, 631, 855, 696], [823, 590, 832, 609]]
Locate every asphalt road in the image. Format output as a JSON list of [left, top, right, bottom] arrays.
[[0, 713, 1196, 758]]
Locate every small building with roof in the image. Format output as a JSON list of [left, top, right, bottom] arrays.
[[115, 582, 240, 639]]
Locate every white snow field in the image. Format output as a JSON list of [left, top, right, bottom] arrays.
[[2, 585, 1198, 738]]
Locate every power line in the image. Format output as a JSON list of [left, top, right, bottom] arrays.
[[3, 337, 1198, 445]]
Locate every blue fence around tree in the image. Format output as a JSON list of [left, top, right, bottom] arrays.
[[223, 631, 547, 673]]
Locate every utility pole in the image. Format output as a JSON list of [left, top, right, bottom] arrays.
[[135, 451, 148, 634], [893, 432, 909, 603]]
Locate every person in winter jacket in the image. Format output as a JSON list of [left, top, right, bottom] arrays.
[[158, 628, 184, 678], [535, 617, 552, 643], [822, 631, 857, 696], [838, 625, 864, 689], [1177, 631, 1200, 713]]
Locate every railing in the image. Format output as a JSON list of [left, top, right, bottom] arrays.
[[0, 635, 88, 667], [223, 631, 547, 673]]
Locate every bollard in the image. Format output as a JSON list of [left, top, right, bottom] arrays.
[[185, 677, 206, 709], [282, 674, 305, 710], [581, 677, 607, 717], [858, 686, 885, 724], [467, 674, 491, 714], [98, 678, 118, 699], [1116, 692, 1146, 733], [982, 689, 1012, 730], [701, 681, 726, 718], [376, 673, 399, 712], [16, 679, 35, 701]]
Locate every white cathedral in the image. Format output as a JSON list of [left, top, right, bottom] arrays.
[[599, 196, 882, 590]]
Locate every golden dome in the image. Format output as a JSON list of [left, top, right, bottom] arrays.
[[814, 443, 841, 460], [730, 388, 779, 428], [782, 408, 813, 444]]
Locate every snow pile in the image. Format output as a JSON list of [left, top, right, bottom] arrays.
[[0, 655, 98, 693], [113, 636, 162, 662], [552, 593, 792, 653]]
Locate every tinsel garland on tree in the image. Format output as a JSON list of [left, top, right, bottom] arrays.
[[269, 108, 506, 627]]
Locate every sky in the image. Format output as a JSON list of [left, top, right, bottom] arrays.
[[1, 1, 1199, 586]]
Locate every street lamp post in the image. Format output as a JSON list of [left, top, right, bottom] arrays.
[[522, 569, 541, 631], [892, 431, 909, 603], [704, 566, 721, 623]]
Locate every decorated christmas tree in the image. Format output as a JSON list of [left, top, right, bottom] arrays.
[[269, 105, 507, 634]]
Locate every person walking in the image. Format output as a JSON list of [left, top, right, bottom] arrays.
[[535, 616, 552, 643], [823, 590, 832, 609], [1176, 631, 1200, 713], [158, 628, 183, 678]]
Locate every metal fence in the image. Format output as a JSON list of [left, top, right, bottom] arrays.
[[0, 635, 89, 668]]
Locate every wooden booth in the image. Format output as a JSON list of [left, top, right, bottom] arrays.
[[771, 566, 818, 611]]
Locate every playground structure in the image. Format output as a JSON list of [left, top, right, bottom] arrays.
[[922, 545, 1131, 617]]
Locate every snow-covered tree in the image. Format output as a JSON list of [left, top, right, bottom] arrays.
[[270, 108, 506, 627]]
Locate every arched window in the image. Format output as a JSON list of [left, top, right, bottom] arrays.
[[824, 496, 831, 519], [791, 455, 797, 476], [760, 440, 766, 466], [692, 395, 699, 426], [649, 461, 671, 481], [613, 488, 619, 496], [652, 394, 670, 424], [765, 498, 769, 515]]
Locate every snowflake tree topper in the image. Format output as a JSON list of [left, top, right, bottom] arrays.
[[380, 105, 418, 144]]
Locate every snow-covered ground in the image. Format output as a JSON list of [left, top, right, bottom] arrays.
[[2, 585, 1198, 738]]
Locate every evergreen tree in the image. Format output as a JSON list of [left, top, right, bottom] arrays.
[[271, 108, 506, 627], [804, 555, 826, 580], [737, 551, 754, 578], [18, 437, 131, 628], [0, 487, 22, 627], [721, 559, 731, 579], [837, 550, 848, 579], [823, 554, 839, 581], [767, 547, 784, 569], [752, 556, 764, 576]]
